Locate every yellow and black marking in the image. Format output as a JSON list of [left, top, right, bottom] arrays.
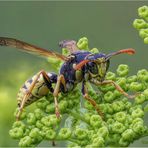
[[17, 72, 56, 108]]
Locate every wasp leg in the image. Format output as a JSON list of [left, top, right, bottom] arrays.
[[90, 79, 137, 99], [82, 82, 104, 118], [53, 75, 66, 118], [16, 70, 52, 121]]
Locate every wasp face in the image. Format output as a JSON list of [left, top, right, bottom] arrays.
[[86, 54, 110, 81]]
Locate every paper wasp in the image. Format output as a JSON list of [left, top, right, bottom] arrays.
[[0, 37, 136, 120]]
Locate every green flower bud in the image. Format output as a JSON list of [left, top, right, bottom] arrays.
[[62, 48, 70, 56], [117, 64, 129, 77], [46, 103, 55, 113], [139, 28, 148, 38], [122, 129, 135, 141], [144, 37, 148, 44], [12, 121, 25, 130], [129, 82, 143, 91], [74, 128, 88, 140], [36, 120, 44, 129], [14, 108, 26, 120], [90, 48, 99, 54], [105, 103, 114, 114], [132, 123, 145, 134], [107, 118, 115, 125], [112, 121, 125, 134], [119, 137, 130, 147], [112, 101, 125, 112], [27, 113, 36, 125], [137, 69, 148, 82], [59, 100, 68, 113], [45, 129, 56, 140], [114, 112, 126, 123], [77, 37, 89, 50], [9, 127, 24, 139], [132, 117, 144, 125], [124, 101, 132, 110], [36, 99, 49, 110], [138, 6, 148, 18], [143, 88, 148, 99], [34, 108, 44, 120], [100, 84, 115, 92], [90, 115, 102, 128], [131, 108, 144, 118], [127, 75, 138, 83], [135, 94, 145, 104], [104, 91, 115, 103], [29, 128, 40, 138], [133, 19, 148, 29], [97, 126, 109, 138], [92, 137, 105, 147], [106, 71, 116, 81], [41, 115, 60, 127], [58, 128, 71, 139], [19, 136, 32, 147]]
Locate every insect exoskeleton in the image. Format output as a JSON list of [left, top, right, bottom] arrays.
[[17, 72, 57, 107]]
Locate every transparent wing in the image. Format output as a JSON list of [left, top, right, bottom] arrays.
[[0, 37, 67, 61], [59, 40, 80, 54]]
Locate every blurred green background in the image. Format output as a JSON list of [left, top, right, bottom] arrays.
[[0, 1, 148, 147]]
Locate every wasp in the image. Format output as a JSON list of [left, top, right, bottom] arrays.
[[0, 37, 136, 120]]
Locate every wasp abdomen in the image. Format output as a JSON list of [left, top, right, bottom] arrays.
[[17, 72, 57, 107]]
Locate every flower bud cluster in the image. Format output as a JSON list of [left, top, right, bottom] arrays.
[[9, 37, 148, 147], [133, 5, 148, 44]]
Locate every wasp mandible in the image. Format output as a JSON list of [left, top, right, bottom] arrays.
[[0, 37, 136, 120]]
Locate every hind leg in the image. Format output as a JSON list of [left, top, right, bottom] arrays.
[[53, 74, 66, 118]]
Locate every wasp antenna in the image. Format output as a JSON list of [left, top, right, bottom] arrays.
[[73, 60, 90, 70], [118, 48, 135, 55], [105, 48, 135, 61]]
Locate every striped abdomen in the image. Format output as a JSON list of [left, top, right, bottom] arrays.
[[17, 72, 57, 107]]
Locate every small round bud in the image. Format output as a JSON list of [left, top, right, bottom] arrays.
[[104, 91, 115, 103], [114, 112, 126, 123], [133, 19, 148, 29], [27, 113, 36, 125], [117, 64, 129, 77], [131, 108, 144, 118], [137, 69, 148, 82], [135, 94, 145, 104], [92, 137, 105, 147], [90, 115, 102, 128], [19, 136, 32, 147], [138, 6, 148, 18], [106, 72, 116, 81], [59, 128, 71, 139], [129, 82, 143, 91], [74, 128, 88, 140], [77, 37, 89, 50], [45, 129, 56, 140], [122, 129, 135, 141], [9, 127, 24, 139]]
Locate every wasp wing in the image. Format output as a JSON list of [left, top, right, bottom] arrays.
[[0, 37, 67, 61], [59, 40, 80, 54]]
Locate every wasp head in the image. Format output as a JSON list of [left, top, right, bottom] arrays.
[[85, 53, 110, 81]]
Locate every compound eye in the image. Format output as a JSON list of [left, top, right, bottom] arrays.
[[88, 62, 98, 74]]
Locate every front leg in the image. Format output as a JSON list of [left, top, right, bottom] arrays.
[[82, 81, 104, 118], [90, 79, 136, 99]]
